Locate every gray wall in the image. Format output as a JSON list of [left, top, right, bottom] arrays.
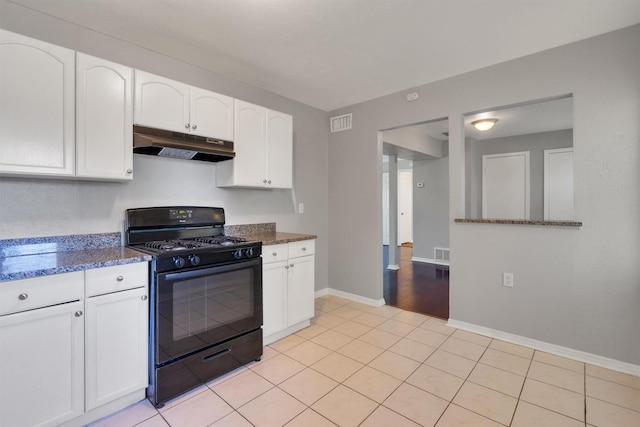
[[412, 157, 449, 260], [466, 129, 573, 220], [0, 1, 329, 291], [328, 25, 640, 365]]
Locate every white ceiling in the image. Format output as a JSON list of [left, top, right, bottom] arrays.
[[10, 0, 640, 111]]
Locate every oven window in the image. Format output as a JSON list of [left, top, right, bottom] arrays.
[[156, 258, 263, 363], [172, 270, 253, 340]]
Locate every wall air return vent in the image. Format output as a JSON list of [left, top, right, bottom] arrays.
[[330, 113, 352, 133], [434, 247, 450, 262]]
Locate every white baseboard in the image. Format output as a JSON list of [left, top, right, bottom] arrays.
[[315, 288, 385, 307], [411, 256, 450, 267], [387, 264, 400, 270], [447, 319, 640, 377]]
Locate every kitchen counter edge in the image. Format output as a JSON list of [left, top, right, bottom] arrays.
[[0, 247, 151, 283], [240, 232, 317, 246]]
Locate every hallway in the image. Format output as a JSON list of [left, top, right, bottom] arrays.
[[383, 245, 449, 319]]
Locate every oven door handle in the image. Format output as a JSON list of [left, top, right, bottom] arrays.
[[161, 257, 261, 282]]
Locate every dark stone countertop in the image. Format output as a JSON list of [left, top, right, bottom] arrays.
[[0, 233, 151, 283], [454, 218, 582, 227], [224, 223, 316, 245], [240, 231, 317, 246]]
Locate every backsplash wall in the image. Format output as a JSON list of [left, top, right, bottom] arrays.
[[0, 0, 329, 291]]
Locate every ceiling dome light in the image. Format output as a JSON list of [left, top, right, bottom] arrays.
[[471, 119, 497, 131]]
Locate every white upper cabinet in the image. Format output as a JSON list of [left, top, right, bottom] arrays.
[[134, 70, 189, 134], [266, 110, 293, 189], [190, 86, 234, 141], [76, 53, 133, 180], [134, 70, 234, 140], [0, 29, 75, 177], [217, 100, 292, 189]]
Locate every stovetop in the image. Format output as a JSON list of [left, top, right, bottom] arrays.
[[139, 236, 249, 254], [125, 206, 262, 273]]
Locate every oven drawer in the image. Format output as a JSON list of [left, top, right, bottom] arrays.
[[288, 239, 315, 258], [154, 328, 263, 407], [85, 262, 148, 297], [0, 271, 84, 316], [262, 243, 288, 264]]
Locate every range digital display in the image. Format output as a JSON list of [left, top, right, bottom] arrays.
[[169, 209, 193, 220]]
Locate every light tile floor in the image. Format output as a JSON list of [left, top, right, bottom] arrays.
[[90, 295, 640, 427]]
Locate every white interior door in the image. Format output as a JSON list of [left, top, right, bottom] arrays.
[[398, 170, 413, 244], [544, 148, 574, 220], [483, 151, 530, 219]]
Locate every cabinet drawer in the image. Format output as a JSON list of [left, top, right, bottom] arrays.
[[262, 244, 289, 264], [85, 262, 148, 297], [288, 240, 315, 258], [0, 271, 84, 316]]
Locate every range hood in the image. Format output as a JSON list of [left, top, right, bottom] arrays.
[[133, 125, 234, 162]]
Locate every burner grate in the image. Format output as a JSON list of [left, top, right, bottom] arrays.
[[194, 236, 247, 246], [145, 240, 207, 252]]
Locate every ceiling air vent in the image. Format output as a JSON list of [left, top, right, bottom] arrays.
[[330, 113, 352, 133]]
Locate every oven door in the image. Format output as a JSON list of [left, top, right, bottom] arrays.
[[155, 257, 262, 365]]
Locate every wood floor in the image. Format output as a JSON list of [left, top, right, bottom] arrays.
[[383, 245, 450, 319]]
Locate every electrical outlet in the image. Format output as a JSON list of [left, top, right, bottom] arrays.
[[298, 203, 304, 214], [503, 272, 514, 287]]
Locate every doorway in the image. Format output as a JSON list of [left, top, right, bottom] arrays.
[[380, 119, 450, 318], [382, 160, 413, 246]]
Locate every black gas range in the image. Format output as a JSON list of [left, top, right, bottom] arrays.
[[125, 206, 263, 408]]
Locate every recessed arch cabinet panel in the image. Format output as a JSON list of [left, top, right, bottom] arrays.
[[0, 29, 75, 176], [76, 53, 133, 180]]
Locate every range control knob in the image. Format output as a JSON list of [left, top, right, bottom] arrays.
[[188, 254, 200, 266], [173, 256, 186, 268], [244, 248, 254, 257], [233, 250, 243, 259]]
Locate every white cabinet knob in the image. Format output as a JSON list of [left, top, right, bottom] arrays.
[[185, 123, 190, 129], [192, 124, 197, 130], [301, 247, 307, 251], [272, 252, 277, 256], [75, 311, 83, 317], [116, 276, 124, 282], [126, 169, 133, 174], [18, 293, 28, 301], [141, 295, 148, 301]]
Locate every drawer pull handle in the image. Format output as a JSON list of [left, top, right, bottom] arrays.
[[203, 348, 231, 362], [272, 252, 277, 256], [18, 293, 28, 301], [116, 276, 124, 282], [141, 295, 148, 301], [75, 311, 83, 317], [302, 247, 307, 251]]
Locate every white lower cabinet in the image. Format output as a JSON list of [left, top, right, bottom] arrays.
[[262, 240, 315, 344], [0, 299, 85, 427], [85, 286, 148, 411], [0, 262, 149, 427]]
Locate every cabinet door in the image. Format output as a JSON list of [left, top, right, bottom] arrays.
[[287, 255, 315, 326], [134, 70, 189, 133], [76, 53, 133, 180], [262, 260, 288, 337], [266, 110, 293, 189], [190, 87, 234, 141], [85, 287, 148, 410], [232, 100, 267, 186], [0, 29, 75, 177], [0, 301, 84, 427]]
